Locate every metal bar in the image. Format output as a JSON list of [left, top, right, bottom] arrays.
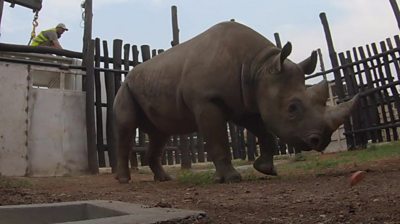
[[0, 56, 85, 70], [0, 43, 82, 58]]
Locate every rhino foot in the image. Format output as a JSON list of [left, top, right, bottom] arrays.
[[154, 173, 172, 182], [214, 170, 242, 183], [253, 158, 277, 176], [115, 175, 131, 184]]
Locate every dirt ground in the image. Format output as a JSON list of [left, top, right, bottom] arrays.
[[1, 158, 400, 224]]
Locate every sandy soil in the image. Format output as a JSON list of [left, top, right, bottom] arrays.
[[1, 158, 399, 224]]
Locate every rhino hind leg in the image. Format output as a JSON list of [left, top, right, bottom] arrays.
[[195, 103, 242, 183], [114, 84, 139, 184], [147, 133, 172, 182]]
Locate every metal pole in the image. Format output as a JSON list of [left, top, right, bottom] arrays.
[[390, 0, 400, 30]]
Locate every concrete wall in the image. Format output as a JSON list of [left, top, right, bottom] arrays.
[[0, 55, 88, 177], [0, 62, 29, 176], [28, 89, 88, 176]]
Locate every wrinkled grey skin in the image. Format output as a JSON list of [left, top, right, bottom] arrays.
[[113, 21, 358, 183]]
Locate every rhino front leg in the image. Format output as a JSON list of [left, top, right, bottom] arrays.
[[195, 103, 241, 183], [147, 133, 172, 181], [253, 132, 278, 176], [236, 116, 277, 176]]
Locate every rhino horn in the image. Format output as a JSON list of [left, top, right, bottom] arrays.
[[299, 50, 318, 75], [326, 94, 360, 131], [307, 80, 329, 105]]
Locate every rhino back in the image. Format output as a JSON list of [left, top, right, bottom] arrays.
[[124, 22, 275, 133]]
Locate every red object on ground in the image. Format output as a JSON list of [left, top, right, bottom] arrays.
[[350, 170, 366, 187]]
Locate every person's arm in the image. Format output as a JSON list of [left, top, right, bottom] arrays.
[[52, 39, 63, 49], [46, 30, 63, 49]]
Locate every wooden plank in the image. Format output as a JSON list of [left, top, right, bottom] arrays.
[[352, 47, 378, 143], [228, 122, 240, 159], [189, 134, 197, 163], [180, 135, 192, 169], [84, 39, 99, 174], [372, 42, 397, 140], [113, 39, 123, 94], [94, 38, 106, 167], [274, 32, 282, 48], [380, 41, 400, 140], [196, 133, 205, 162], [358, 46, 384, 142], [82, 0, 92, 57], [339, 52, 365, 148], [382, 38, 400, 115], [171, 5, 179, 46], [390, 0, 400, 30], [247, 131, 256, 161], [152, 49, 157, 57], [103, 40, 117, 170], [0, 0, 4, 29], [173, 136, 180, 164], [368, 44, 393, 141], [123, 43, 131, 77], [132, 45, 139, 66]]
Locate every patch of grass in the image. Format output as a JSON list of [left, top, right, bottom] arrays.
[[276, 142, 400, 176], [0, 176, 31, 188], [176, 170, 214, 185]]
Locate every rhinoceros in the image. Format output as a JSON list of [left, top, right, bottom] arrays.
[[113, 21, 358, 183]]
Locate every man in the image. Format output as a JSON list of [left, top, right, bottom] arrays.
[[30, 23, 68, 49]]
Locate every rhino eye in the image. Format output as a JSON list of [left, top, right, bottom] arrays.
[[287, 100, 303, 119]]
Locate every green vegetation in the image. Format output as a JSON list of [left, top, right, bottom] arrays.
[[0, 176, 31, 188], [277, 142, 400, 176], [177, 170, 214, 185], [175, 141, 400, 184]]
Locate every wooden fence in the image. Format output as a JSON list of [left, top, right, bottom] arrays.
[[94, 34, 400, 169], [306, 35, 400, 150]]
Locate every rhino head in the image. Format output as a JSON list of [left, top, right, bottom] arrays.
[[251, 42, 358, 152]]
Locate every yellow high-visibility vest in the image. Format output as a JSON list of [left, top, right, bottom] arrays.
[[30, 28, 56, 47]]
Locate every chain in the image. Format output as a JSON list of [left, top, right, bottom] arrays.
[[27, 11, 39, 45], [80, 0, 86, 28]]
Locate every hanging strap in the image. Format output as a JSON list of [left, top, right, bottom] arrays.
[[27, 11, 40, 45]]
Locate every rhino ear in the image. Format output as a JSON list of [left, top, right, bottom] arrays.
[[280, 42, 292, 64], [271, 42, 292, 73], [299, 50, 318, 75]]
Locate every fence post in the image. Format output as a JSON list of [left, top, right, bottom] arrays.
[[94, 38, 105, 167], [84, 39, 99, 174], [274, 32, 282, 48], [171, 5, 179, 47], [320, 12, 356, 149], [390, 0, 400, 30], [103, 40, 117, 170], [113, 39, 123, 94]]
